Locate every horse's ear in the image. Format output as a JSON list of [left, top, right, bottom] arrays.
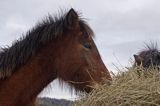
[[134, 54, 142, 65], [65, 8, 79, 30]]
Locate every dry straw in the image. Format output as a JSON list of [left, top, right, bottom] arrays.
[[75, 67, 160, 106]]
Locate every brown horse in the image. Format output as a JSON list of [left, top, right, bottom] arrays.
[[0, 8, 112, 106]]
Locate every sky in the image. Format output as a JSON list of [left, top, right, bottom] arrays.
[[1, 0, 160, 100]]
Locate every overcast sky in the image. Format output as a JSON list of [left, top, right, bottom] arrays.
[[1, 0, 160, 100]]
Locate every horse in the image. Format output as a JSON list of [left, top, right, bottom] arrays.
[[134, 43, 160, 68], [0, 8, 112, 106]]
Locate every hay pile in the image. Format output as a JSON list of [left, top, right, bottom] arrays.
[[75, 67, 160, 106]]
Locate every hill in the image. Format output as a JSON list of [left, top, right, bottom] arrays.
[[37, 97, 73, 106]]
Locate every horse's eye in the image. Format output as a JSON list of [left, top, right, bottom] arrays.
[[83, 43, 91, 49]]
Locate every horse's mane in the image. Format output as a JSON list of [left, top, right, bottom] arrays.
[[138, 43, 159, 55], [0, 9, 94, 79]]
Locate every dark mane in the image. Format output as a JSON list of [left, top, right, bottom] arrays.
[[139, 43, 159, 55], [0, 10, 94, 78]]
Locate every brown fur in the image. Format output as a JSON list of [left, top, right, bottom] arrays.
[[0, 8, 112, 106]]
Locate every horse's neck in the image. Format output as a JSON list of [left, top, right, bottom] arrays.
[[0, 54, 57, 106]]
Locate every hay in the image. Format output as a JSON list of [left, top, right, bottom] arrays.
[[75, 67, 160, 106]]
